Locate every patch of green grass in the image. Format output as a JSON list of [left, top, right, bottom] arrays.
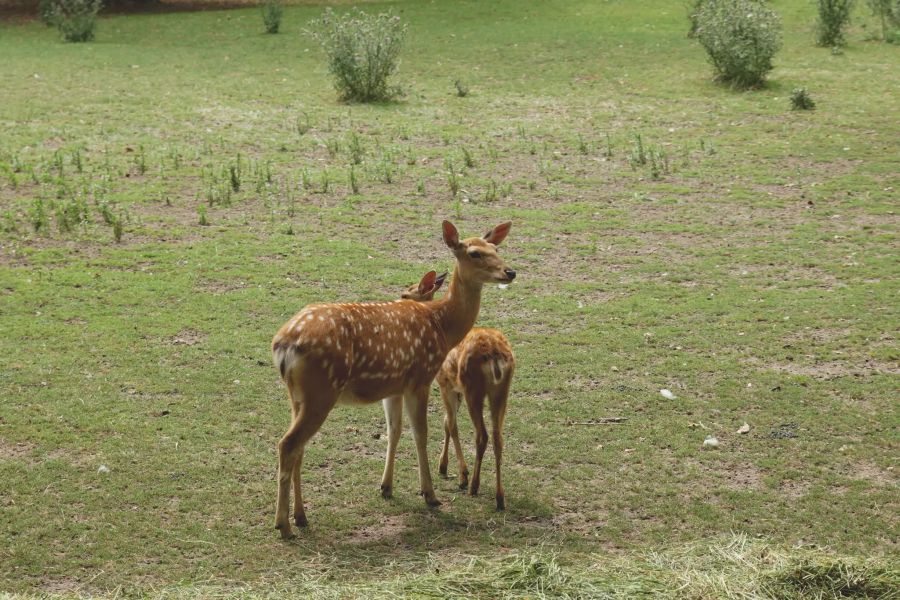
[[0, 0, 898, 597]]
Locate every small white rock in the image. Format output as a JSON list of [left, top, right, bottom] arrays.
[[97, 465, 110, 474], [660, 389, 677, 400], [703, 436, 719, 448], [233, 379, 240, 384], [737, 423, 751, 434], [498, 284, 509, 290]]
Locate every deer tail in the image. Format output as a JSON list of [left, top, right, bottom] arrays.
[[272, 340, 305, 381], [490, 357, 508, 384]]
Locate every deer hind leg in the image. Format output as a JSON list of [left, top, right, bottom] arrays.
[[449, 392, 469, 489], [438, 386, 469, 489], [275, 374, 335, 539], [404, 387, 441, 507], [380, 395, 403, 499], [488, 378, 510, 511], [289, 401, 302, 525], [438, 384, 452, 478], [463, 382, 488, 497]]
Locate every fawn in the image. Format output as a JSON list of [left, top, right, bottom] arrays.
[[271, 221, 515, 538], [403, 271, 515, 510]]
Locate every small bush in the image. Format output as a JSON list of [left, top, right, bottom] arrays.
[[686, 0, 706, 37], [262, 0, 283, 34], [47, 0, 102, 42], [790, 87, 816, 110], [308, 8, 406, 103], [816, 0, 854, 46], [38, 0, 55, 24], [867, 0, 900, 38], [694, 0, 782, 88]]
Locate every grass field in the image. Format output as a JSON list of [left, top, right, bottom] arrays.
[[1, 0, 898, 597]]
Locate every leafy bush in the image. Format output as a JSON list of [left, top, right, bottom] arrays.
[[47, 0, 102, 42], [262, 0, 283, 34], [38, 0, 55, 25], [816, 0, 854, 46], [694, 0, 782, 88], [790, 87, 816, 110], [867, 0, 900, 38], [686, 0, 705, 37], [307, 8, 407, 103]]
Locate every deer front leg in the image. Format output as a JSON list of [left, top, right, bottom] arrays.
[[380, 395, 403, 499], [404, 387, 441, 507]]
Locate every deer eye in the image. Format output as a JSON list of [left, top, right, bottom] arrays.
[[468, 251, 483, 259]]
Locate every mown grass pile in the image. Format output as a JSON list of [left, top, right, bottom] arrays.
[[4, 535, 893, 599]]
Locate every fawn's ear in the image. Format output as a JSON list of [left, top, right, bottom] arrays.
[[417, 271, 437, 295], [484, 222, 512, 245], [433, 271, 448, 291], [443, 220, 461, 250]]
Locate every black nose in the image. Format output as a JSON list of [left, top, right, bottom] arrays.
[[505, 269, 516, 281]]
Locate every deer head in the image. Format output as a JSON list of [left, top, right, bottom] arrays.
[[442, 221, 516, 286], [401, 270, 448, 301]]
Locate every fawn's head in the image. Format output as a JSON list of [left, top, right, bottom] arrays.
[[442, 220, 516, 285], [401, 270, 448, 301]]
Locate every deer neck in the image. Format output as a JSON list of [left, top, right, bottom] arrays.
[[432, 265, 482, 350]]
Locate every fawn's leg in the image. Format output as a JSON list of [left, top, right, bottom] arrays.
[[488, 378, 510, 510], [463, 383, 488, 497], [439, 386, 469, 488], [438, 384, 452, 478], [380, 395, 403, 499], [289, 401, 303, 524], [275, 373, 335, 539]]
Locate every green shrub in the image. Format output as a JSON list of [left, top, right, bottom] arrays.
[[48, 0, 102, 42], [686, 0, 705, 37], [790, 87, 816, 110], [38, 0, 55, 24], [816, 0, 854, 46], [694, 0, 782, 88], [867, 0, 900, 38], [262, 0, 283, 34], [308, 8, 406, 103]]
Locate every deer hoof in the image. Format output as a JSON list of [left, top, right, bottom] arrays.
[[276, 523, 296, 540], [496, 496, 506, 511], [381, 485, 393, 499], [294, 514, 308, 528], [439, 464, 448, 477], [422, 492, 442, 507]]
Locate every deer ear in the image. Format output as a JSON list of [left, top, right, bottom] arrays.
[[433, 272, 448, 291], [484, 222, 511, 245], [442, 220, 460, 250], [417, 271, 437, 295]]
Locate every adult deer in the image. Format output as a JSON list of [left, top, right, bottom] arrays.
[[271, 221, 515, 538], [403, 272, 515, 510]]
